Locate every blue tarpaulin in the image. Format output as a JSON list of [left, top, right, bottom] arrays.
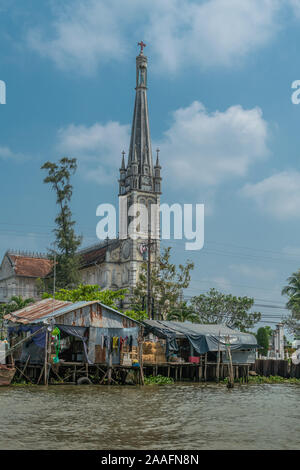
[[8, 325, 47, 348], [142, 320, 258, 356]]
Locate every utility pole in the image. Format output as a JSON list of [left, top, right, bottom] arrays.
[[45, 248, 56, 386], [147, 222, 152, 319]]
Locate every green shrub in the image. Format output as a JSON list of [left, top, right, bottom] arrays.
[[144, 374, 174, 385]]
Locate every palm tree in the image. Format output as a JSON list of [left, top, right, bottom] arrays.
[[282, 270, 300, 314], [167, 301, 199, 323], [282, 271, 300, 334]]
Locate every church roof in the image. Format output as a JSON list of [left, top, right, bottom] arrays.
[[78, 240, 119, 269], [128, 51, 152, 171], [119, 43, 161, 195]]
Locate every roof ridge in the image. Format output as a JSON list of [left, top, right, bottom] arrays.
[[7, 249, 50, 259]]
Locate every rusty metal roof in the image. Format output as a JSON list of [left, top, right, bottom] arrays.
[[4, 298, 71, 324], [41, 301, 99, 321], [4, 299, 141, 325]]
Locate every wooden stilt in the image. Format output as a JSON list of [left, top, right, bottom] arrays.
[[138, 326, 144, 385], [108, 350, 112, 385], [204, 353, 207, 382], [44, 330, 49, 386], [37, 365, 45, 385], [226, 336, 234, 388], [199, 356, 203, 381], [216, 330, 221, 383]]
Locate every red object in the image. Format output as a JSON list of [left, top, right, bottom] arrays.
[[188, 356, 200, 364], [138, 41, 146, 53]]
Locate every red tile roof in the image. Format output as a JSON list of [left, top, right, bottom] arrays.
[[8, 254, 53, 278]]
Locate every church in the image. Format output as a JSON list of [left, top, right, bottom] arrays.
[[79, 43, 162, 297], [0, 44, 162, 304]]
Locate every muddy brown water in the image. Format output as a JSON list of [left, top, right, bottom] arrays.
[[0, 383, 299, 450]]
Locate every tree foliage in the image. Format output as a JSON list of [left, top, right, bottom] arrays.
[[190, 288, 261, 331], [41, 157, 82, 289], [0, 296, 35, 339], [282, 270, 300, 335], [264, 325, 274, 340], [167, 301, 199, 323], [42, 284, 145, 322], [256, 327, 269, 356], [132, 247, 194, 320], [0, 296, 35, 315]]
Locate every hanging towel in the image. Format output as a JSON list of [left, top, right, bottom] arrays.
[[113, 336, 119, 350]]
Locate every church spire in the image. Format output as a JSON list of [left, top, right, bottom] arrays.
[[122, 42, 161, 194]]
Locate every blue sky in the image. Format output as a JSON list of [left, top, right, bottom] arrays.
[[1, 0, 300, 333]]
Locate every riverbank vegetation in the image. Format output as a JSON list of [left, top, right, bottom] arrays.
[[144, 375, 174, 385], [221, 375, 300, 385]]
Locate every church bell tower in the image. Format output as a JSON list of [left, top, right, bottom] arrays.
[[118, 42, 162, 291]]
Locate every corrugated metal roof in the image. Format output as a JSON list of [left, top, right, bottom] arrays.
[[4, 298, 71, 324], [42, 301, 141, 325], [41, 300, 99, 321]]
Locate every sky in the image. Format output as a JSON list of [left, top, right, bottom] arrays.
[[1, 0, 300, 334]]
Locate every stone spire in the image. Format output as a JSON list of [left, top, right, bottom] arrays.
[[119, 42, 161, 195]]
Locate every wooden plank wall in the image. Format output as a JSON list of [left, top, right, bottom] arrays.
[[253, 359, 300, 378]]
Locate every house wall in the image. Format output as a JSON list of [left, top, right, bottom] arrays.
[[0, 254, 41, 303], [54, 303, 140, 365], [88, 326, 139, 364], [0, 276, 38, 303], [223, 350, 256, 364]]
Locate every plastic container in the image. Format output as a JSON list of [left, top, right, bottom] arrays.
[[188, 356, 200, 364]]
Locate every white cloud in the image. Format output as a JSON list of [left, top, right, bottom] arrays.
[[241, 171, 300, 220], [57, 121, 130, 184], [156, 101, 269, 187], [146, 0, 281, 72], [26, 0, 282, 74], [57, 101, 269, 189], [230, 264, 277, 281]]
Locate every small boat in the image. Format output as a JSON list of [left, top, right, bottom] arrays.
[[0, 364, 16, 386]]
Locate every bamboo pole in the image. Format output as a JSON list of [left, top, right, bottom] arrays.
[[204, 353, 207, 381], [44, 330, 49, 385], [216, 330, 221, 383], [226, 335, 234, 388], [108, 348, 112, 385], [138, 326, 144, 385]]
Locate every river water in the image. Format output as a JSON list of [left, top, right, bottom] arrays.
[[0, 383, 299, 450]]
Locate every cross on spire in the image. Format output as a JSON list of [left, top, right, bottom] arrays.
[[138, 41, 146, 54]]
